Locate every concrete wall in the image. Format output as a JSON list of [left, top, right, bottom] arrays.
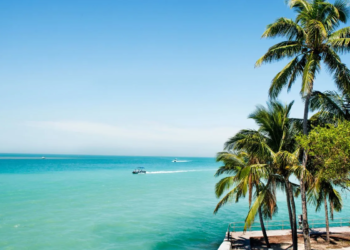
[[217, 240, 232, 250]]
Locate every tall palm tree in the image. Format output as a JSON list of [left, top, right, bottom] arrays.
[[213, 150, 276, 248], [225, 101, 301, 250], [256, 1, 350, 248]]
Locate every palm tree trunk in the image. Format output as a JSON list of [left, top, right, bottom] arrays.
[[285, 179, 297, 250], [301, 91, 312, 250], [324, 196, 330, 244], [258, 205, 271, 248], [288, 181, 298, 249], [256, 184, 271, 248]]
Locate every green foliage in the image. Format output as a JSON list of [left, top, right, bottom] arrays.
[[213, 150, 274, 217], [257, 0, 350, 98], [310, 90, 350, 122], [297, 121, 350, 179], [215, 101, 299, 232]]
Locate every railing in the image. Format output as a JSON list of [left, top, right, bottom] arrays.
[[228, 217, 350, 233]]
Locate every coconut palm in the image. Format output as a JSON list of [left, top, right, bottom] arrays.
[[256, 1, 350, 248], [243, 150, 301, 250], [225, 101, 301, 250], [213, 150, 276, 248]]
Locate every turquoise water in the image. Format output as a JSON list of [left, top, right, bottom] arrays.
[[1, 154, 350, 250]]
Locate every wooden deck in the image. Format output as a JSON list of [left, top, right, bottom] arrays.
[[228, 227, 350, 250]]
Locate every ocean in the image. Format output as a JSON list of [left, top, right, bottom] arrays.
[[0, 154, 349, 250]]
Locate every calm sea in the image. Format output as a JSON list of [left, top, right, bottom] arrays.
[[1, 154, 349, 250]]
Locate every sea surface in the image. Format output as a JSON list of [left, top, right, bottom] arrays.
[[1, 154, 350, 250]]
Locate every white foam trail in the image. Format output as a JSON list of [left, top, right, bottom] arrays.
[[147, 170, 196, 174], [147, 169, 215, 174]]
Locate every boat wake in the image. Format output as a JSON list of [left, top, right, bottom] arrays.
[[147, 169, 213, 174]]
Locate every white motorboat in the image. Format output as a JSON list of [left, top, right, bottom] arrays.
[[172, 158, 177, 162], [132, 167, 146, 174]]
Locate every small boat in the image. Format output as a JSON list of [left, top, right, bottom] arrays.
[[132, 167, 146, 174], [41, 157, 46, 159], [172, 158, 177, 162]]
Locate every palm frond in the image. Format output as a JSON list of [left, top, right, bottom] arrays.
[[288, 0, 312, 13], [328, 187, 342, 212], [301, 53, 321, 96], [269, 56, 305, 99], [244, 185, 277, 231], [215, 176, 237, 198], [333, 0, 350, 23], [225, 129, 275, 159], [256, 42, 303, 67], [333, 62, 350, 93], [261, 18, 305, 40], [261, 188, 278, 220], [329, 27, 350, 53], [307, 19, 328, 43], [214, 165, 242, 178], [323, 46, 343, 74], [321, 2, 341, 31], [214, 151, 247, 177], [213, 184, 242, 214], [274, 150, 300, 169], [309, 91, 346, 121]]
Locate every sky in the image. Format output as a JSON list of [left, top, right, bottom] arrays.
[[0, 0, 349, 157]]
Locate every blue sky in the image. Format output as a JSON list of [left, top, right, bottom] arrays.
[[0, 0, 349, 157]]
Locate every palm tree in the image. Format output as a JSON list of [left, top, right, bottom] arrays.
[[243, 150, 301, 250], [307, 172, 344, 243], [256, 1, 350, 248], [225, 101, 301, 250], [308, 90, 350, 244], [213, 150, 276, 248]]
